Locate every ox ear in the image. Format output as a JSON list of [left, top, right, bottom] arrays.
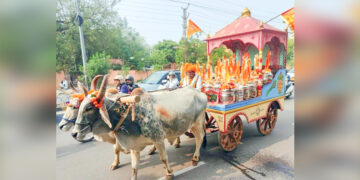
[[99, 105, 112, 129]]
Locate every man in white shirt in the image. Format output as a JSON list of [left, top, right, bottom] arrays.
[[164, 71, 179, 89], [159, 71, 179, 89]]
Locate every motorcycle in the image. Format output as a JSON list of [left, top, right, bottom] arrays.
[[285, 71, 294, 99]]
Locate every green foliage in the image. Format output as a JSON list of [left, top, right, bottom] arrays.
[[56, 0, 149, 74], [210, 45, 232, 65], [153, 64, 163, 71], [287, 37, 294, 69], [151, 40, 178, 63], [175, 38, 207, 64], [78, 52, 111, 85], [111, 64, 122, 70]]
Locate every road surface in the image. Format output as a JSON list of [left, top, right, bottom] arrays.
[[56, 97, 294, 180]]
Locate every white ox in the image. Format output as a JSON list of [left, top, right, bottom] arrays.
[[72, 75, 207, 180], [58, 75, 129, 170]]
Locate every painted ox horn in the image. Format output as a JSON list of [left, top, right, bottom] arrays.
[[91, 75, 104, 90], [97, 74, 108, 100], [69, 81, 79, 93], [78, 82, 88, 96]]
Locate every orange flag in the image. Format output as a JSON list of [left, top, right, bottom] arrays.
[[186, 19, 202, 39], [196, 62, 200, 74], [265, 51, 271, 71], [281, 7, 294, 32], [235, 60, 240, 82], [201, 64, 206, 80], [207, 55, 211, 81], [229, 57, 234, 75]]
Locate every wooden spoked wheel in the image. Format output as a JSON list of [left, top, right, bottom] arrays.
[[218, 116, 243, 152], [257, 103, 278, 136]]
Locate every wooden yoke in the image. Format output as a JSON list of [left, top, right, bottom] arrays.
[[118, 95, 140, 104], [113, 95, 141, 132]]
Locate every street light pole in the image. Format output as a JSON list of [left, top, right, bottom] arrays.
[[75, 0, 88, 88]]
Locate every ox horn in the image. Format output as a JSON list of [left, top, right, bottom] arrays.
[[78, 82, 88, 96], [91, 75, 104, 90], [96, 74, 108, 100], [69, 81, 79, 93]]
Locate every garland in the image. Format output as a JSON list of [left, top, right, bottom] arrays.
[[89, 91, 103, 108], [68, 89, 95, 108]]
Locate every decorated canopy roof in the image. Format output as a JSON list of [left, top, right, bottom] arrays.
[[206, 8, 288, 55]]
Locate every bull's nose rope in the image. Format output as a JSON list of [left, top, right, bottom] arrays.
[[62, 118, 76, 123]]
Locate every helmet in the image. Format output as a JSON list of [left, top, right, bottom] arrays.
[[114, 75, 124, 81], [169, 71, 175, 76], [125, 75, 134, 85]]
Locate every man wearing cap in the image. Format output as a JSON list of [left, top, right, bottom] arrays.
[[114, 75, 130, 94], [180, 64, 202, 90], [160, 71, 179, 89]]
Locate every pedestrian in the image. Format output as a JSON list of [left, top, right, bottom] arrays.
[[125, 75, 139, 92], [60, 79, 69, 89], [114, 75, 130, 94]]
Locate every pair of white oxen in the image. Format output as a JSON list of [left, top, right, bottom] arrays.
[[58, 75, 208, 180]]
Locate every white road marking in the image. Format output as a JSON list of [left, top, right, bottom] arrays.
[[157, 161, 206, 180]]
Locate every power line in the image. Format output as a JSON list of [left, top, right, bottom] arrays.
[[121, 17, 180, 25], [164, 0, 241, 16], [118, 6, 180, 16]]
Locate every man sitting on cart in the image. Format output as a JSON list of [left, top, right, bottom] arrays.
[[180, 64, 203, 138], [180, 64, 202, 90]]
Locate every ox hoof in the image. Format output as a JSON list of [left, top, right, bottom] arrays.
[[165, 174, 174, 180], [110, 164, 119, 171], [174, 143, 180, 148], [148, 149, 156, 155], [192, 160, 199, 166]]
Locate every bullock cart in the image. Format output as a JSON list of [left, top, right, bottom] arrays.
[[205, 69, 286, 152], [204, 8, 288, 151]]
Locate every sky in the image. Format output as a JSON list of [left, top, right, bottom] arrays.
[[116, 0, 294, 45]]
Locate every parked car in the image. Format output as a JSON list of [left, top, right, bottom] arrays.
[[138, 70, 181, 91]]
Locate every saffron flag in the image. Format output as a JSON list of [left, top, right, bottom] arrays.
[[186, 19, 202, 38], [281, 7, 294, 31]]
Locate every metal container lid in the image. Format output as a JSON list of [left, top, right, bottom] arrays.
[[221, 89, 233, 92]]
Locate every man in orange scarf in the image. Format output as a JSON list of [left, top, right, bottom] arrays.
[[180, 64, 202, 90]]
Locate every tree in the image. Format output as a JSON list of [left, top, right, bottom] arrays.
[[210, 45, 232, 65], [150, 40, 178, 70], [78, 52, 111, 85], [56, 0, 150, 74], [175, 38, 207, 64], [286, 37, 294, 68]]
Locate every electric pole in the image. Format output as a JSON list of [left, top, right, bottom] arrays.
[[75, 0, 88, 88], [181, 3, 189, 62]]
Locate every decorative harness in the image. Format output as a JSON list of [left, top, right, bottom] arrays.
[[75, 99, 135, 134], [62, 117, 76, 124]]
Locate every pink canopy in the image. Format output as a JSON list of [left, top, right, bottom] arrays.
[[206, 8, 288, 68]]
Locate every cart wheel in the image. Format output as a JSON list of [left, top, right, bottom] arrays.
[[218, 116, 243, 152], [257, 103, 278, 136]]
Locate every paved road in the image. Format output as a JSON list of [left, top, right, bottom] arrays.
[[56, 97, 294, 180]]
